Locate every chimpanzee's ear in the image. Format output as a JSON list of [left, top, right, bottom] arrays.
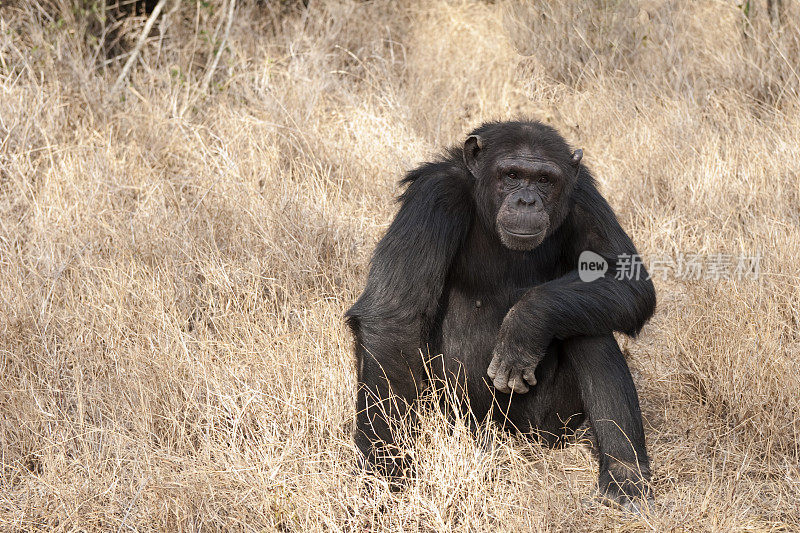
[[463, 135, 483, 176], [571, 149, 583, 166]]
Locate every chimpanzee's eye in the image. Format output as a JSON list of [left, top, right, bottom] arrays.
[[538, 175, 550, 184], [507, 172, 517, 180]]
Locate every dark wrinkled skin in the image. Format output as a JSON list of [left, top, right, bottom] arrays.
[[346, 120, 656, 508]]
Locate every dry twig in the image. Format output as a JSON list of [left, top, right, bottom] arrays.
[[200, 0, 237, 94], [111, 0, 168, 94]]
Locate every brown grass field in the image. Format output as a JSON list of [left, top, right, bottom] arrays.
[[2, 0, 800, 530]]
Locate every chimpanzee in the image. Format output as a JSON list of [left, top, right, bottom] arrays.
[[345, 120, 656, 508]]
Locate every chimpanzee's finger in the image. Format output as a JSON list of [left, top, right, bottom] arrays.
[[522, 367, 538, 386], [508, 370, 530, 394], [491, 359, 512, 393], [487, 354, 502, 380]]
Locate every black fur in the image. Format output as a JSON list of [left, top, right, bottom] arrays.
[[346, 121, 656, 505]]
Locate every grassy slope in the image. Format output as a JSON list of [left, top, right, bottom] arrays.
[[1, 1, 799, 530]]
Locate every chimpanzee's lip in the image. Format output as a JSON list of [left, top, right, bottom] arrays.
[[503, 227, 545, 238]]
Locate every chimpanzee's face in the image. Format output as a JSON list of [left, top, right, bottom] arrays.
[[489, 149, 569, 250], [463, 128, 581, 251]]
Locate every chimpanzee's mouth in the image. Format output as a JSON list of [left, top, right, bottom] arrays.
[[503, 228, 545, 238]]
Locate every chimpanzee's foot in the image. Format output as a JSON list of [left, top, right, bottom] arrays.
[[597, 459, 653, 514], [357, 447, 414, 491]]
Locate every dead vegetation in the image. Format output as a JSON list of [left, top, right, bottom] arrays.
[[1, 0, 799, 530]]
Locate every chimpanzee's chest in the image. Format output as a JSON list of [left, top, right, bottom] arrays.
[[429, 264, 542, 377], [428, 229, 567, 384]]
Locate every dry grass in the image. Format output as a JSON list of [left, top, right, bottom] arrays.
[[1, 0, 800, 530]]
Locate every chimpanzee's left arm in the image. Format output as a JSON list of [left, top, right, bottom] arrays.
[[487, 181, 656, 394]]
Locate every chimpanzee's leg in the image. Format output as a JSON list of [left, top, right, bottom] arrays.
[[354, 342, 424, 483], [561, 335, 652, 506]]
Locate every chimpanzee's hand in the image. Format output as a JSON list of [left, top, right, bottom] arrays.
[[487, 311, 547, 394]]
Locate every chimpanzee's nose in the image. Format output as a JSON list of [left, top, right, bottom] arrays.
[[516, 190, 540, 207]]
